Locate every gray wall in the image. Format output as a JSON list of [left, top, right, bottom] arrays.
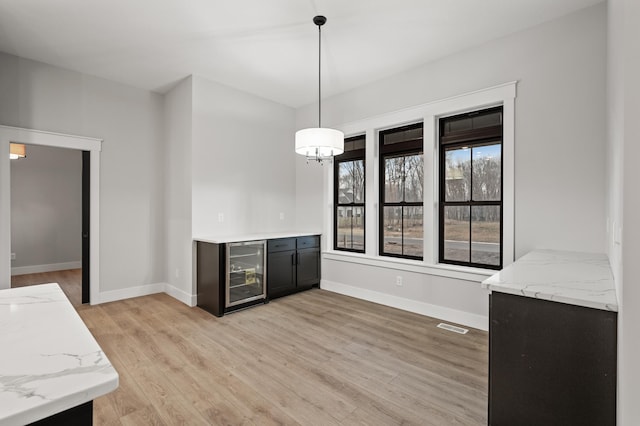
[[11, 145, 81, 269], [191, 75, 296, 238], [607, 0, 640, 423], [164, 76, 193, 302], [0, 52, 166, 294], [295, 4, 607, 325], [297, 3, 606, 256], [163, 75, 297, 301]]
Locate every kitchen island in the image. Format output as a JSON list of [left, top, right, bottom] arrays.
[[483, 250, 617, 426], [0, 283, 118, 425]]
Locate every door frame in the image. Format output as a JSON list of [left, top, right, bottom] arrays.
[[82, 150, 90, 304], [0, 125, 102, 304]]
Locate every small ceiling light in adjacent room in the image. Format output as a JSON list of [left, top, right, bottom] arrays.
[[9, 143, 26, 160], [295, 15, 344, 164]]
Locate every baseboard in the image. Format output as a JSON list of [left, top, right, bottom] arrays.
[[96, 282, 166, 304], [320, 279, 489, 331], [95, 282, 196, 307], [11, 261, 82, 276], [164, 283, 197, 307]]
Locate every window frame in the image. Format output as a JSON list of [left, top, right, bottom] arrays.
[[323, 82, 516, 281], [438, 106, 504, 270], [378, 122, 424, 260], [333, 135, 366, 253]]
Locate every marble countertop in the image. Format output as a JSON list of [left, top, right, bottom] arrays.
[[194, 231, 321, 244], [482, 249, 618, 312], [0, 283, 119, 426]]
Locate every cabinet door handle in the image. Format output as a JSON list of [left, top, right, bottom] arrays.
[[292, 253, 296, 265], [296, 253, 300, 265]]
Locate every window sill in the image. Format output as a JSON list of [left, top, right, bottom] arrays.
[[322, 250, 496, 283]]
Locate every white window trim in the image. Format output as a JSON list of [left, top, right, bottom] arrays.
[[323, 81, 517, 281]]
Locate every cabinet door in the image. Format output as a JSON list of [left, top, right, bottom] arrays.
[[267, 250, 296, 298], [489, 292, 617, 426], [296, 247, 320, 288]]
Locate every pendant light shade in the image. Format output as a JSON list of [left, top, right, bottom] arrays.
[[295, 127, 344, 158], [295, 15, 344, 163]]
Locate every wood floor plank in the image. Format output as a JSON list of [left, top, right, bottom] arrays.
[[11, 268, 82, 306], [15, 272, 488, 425], [118, 405, 167, 426]]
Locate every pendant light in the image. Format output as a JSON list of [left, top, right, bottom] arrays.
[[295, 15, 344, 164]]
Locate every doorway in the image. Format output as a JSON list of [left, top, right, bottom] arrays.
[[8, 145, 89, 306], [0, 125, 102, 303]]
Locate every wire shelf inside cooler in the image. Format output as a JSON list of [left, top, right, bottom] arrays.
[[226, 241, 266, 307]]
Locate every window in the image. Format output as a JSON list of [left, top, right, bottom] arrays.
[[439, 106, 503, 269], [379, 123, 424, 259], [327, 83, 515, 274], [334, 135, 365, 252]]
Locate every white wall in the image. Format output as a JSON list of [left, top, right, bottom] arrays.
[[607, 0, 640, 424], [296, 4, 607, 329], [163, 75, 297, 302], [10, 145, 81, 271], [191, 76, 297, 238], [0, 53, 166, 298], [607, 0, 624, 287], [164, 77, 194, 303]]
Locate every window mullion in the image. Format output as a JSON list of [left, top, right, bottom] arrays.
[[350, 206, 354, 250], [469, 146, 473, 262]]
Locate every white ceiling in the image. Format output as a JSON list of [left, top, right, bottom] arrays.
[[0, 0, 602, 108]]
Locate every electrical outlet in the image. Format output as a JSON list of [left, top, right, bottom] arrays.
[[218, 212, 224, 223], [396, 275, 403, 286], [279, 212, 285, 220], [615, 224, 623, 245], [11, 252, 16, 261], [175, 268, 180, 278], [613, 220, 622, 245]]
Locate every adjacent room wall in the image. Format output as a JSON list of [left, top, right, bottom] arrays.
[[0, 52, 166, 300], [295, 3, 607, 329], [10, 145, 82, 273]]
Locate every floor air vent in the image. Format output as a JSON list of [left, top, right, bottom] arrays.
[[437, 323, 469, 334]]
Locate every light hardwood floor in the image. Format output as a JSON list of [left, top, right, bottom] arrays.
[[75, 289, 488, 425], [11, 268, 83, 306]]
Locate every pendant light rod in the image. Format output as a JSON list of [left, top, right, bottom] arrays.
[[314, 15, 326, 128]]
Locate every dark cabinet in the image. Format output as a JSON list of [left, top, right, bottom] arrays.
[[489, 292, 617, 426], [268, 235, 320, 299], [197, 241, 225, 317], [267, 248, 296, 296]]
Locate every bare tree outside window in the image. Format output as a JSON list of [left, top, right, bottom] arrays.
[[334, 135, 365, 252], [439, 107, 503, 269], [380, 123, 424, 259]]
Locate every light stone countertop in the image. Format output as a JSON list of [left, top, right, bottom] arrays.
[[482, 249, 618, 312], [0, 283, 119, 426], [194, 231, 321, 244]]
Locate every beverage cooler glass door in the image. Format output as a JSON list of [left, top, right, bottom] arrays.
[[226, 240, 267, 308]]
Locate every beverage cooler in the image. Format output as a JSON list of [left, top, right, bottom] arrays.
[[226, 240, 266, 308], [196, 239, 267, 317]]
